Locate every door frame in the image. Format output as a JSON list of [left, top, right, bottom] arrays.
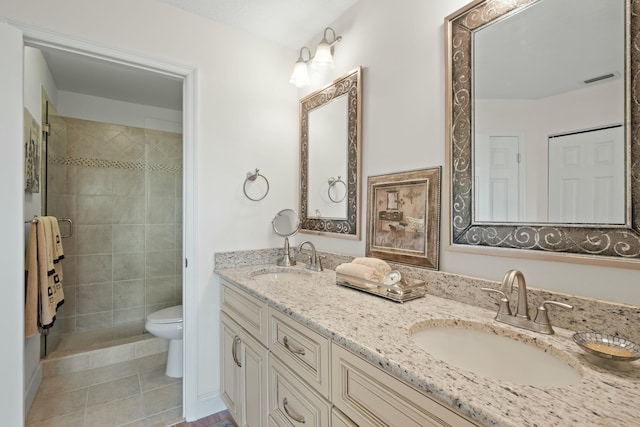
[[10, 20, 200, 420]]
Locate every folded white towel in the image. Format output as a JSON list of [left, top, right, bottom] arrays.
[[351, 257, 392, 280], [335, 263, 379, 289]]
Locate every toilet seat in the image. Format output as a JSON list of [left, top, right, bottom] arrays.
[[147, 305, 183, 324]]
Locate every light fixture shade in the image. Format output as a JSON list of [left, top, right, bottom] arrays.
[[289, 60, 310, 88], [312, 42, 334, 70]]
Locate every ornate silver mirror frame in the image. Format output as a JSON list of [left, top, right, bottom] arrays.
[[445, 0, 640, 267], [299, 67, 362, 239]]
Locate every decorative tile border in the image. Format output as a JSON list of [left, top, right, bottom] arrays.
[[49, 155, 182, 174]]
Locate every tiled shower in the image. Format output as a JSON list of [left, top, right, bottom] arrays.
[[45, 115, 183, 355]]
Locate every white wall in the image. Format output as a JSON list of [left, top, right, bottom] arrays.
[[3, 0, 640, 424], [22, 46, 62, 416], [2, 0, 300, 421]]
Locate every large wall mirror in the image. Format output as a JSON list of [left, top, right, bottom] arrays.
[[299, 67, 362, 239], [445, 0, 640, 265]]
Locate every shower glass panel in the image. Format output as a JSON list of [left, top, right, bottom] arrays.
[[44, 115, 183, 357]]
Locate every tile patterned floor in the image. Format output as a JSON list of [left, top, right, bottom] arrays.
[[27, 352, 183, 427]]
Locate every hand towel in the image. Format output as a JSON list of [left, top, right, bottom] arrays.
[[24, 223, 38, 338], [45, 217, 64, 308], [336, 263, 379, 289], [351, 257, 392, 280], [35, 218, 56, 329]]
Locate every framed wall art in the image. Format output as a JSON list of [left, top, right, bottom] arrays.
[[366, 167, 441, 269], [24, 108, 41, 193]]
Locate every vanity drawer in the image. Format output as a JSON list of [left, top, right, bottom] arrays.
[[331, 344, 478, 427], [268, 354, 331, 427], [221, 282, 269, 346], [269, 308, 331, 399]]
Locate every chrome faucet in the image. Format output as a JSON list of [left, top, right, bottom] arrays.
[[481, 269, 573, 334], [297, 241, 323, 272]]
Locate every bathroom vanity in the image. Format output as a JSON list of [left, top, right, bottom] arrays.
[[216, 262, 640, 427]]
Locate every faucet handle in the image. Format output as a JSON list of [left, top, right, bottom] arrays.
[[533, 301, 573, 333], [481, 287, 512, 316], [317, 255, 325, 271]]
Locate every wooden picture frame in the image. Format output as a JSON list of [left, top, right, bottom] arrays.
[[366, 167, 441, 269]]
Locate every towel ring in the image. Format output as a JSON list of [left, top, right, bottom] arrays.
[[328, 176, 347, 203], [243, 168, 270, 201]]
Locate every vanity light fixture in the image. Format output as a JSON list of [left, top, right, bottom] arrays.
[[289, 47, 312, 88], [289, 27, 342, 88]]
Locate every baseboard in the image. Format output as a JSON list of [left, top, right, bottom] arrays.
[[192, 393, 226, 422], [24, 363, 42, 418]]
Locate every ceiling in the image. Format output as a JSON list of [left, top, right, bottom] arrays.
[[474, 0, 624, 100], [37, 0, 358, 111]]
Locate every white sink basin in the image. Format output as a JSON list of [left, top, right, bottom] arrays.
[[410, 320, 582, 388], [251, 268, 311, 283]]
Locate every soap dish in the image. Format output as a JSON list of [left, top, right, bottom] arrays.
[[573, 332, 640, 362]]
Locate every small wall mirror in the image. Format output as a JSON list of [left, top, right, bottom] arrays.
[[272, 208, 300, 237], [273, 208, 300, 267], [299, 67, 362, 239], [445, 0, 640, 265]]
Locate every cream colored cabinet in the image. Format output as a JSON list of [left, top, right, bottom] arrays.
[[331, 344, 478, 427], [267, 353, 331, 427], [331, 408, 358, 427], [221, 312, 269, 427], [221, 283, 270, 427], [220, 280, 479, 427], [268, 308, 330, 399]]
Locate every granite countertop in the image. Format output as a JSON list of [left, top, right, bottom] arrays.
[[216, 264, 640, 427]]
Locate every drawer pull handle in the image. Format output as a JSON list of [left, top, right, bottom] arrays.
[[232, 335, 242, 368], [283, 397, 305, 424], [283, 336, 306, 356]]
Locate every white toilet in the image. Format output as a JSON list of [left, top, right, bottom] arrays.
[[145, 305, 183, 378]]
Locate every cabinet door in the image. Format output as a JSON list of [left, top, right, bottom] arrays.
[[240, 326, 269, 427], [268, 355, 331, 427], [221, 315, 242, 423], [221, 312, 269, 427]]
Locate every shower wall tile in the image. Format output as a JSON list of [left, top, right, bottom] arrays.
[[147, 198, 175, 224], [146, 225, 175, 251], [77, 195, 114, 225], [76, 254, 113, 285], [76, 311, 112, 332], [61, 285, 76, 317], [114, 279, 144, 309], [145, 277, 175, 305], [146, 251, 176, 278], [77, 167, 113, 196], [147, 172, 175, 198], [76, 283, 113, 315], [113, 307, 145, 326], [62, 254, 77, 285], [61, 316, 76, 334], [113, 225, 145, 253], [113, 171, 145, 197], [47, 164, 67, 195], [113, 252, 145, 282], [76, 225, 113, 255], [48, 116, 182, 335], [113, 198, 145, 225], [65, 165, 78, 195]]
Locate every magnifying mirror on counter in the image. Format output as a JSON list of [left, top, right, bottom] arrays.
[[272, 209, 300, 267]]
